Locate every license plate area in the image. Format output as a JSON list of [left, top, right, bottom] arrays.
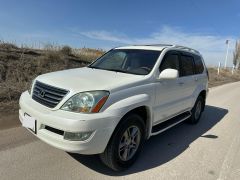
[[22, 113, 37, 134]]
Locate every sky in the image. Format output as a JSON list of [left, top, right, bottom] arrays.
[[0, 0, 240, 66]]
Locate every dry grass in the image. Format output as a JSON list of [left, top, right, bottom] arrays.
[[60, 46, 72, 56], [208, 67, 240, 87], [0, 42, 19, 50], [0, 43, 104, 113]]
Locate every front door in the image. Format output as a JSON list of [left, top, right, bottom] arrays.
[[153, 51, 187, 125]]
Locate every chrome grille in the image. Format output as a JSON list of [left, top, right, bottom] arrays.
[[32, 81, 69, 108]]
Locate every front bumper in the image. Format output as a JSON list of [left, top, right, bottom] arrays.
[[19, 91, 121, 154]]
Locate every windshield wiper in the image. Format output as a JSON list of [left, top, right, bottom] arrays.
[[88, 66, 126, 72], [88, 65, 100, 69], [88, 66, 135, 74], [104, 68, 128, 73]]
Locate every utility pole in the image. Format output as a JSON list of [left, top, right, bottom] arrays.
[[218, 62, 221, 75], [224, 40, 230, 69], [232, 65, 235, 75]]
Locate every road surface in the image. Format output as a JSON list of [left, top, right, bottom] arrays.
[[1, 82, 240, 180]]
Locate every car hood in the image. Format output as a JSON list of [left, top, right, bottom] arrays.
[[36, 67, 144, 93]]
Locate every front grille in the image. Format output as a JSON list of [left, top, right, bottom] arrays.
[[32, 81, 69, 108]]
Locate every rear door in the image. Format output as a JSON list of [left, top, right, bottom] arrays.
[[179, 53, 196, 109], [192, 55, 208, 102], [193, 55, 206, 84]]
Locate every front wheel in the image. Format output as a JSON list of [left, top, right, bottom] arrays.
[[100, 113, 145, 171], [187, 96, 204, 124]]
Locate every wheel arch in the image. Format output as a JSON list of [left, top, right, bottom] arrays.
[[199, 89, 206, 100], [198, 90, 207, 111], [106, 105, 152, 150], [120, 106, 152, 140]]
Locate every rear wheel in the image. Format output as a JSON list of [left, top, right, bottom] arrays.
[[100, 113, 145, 171], [188, 96, 204, 124]]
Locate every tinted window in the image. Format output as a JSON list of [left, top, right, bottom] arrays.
[[160, 54, 180, 72], [194, 56, 204, 74], [93, 51, 126, 70], [89, 49, 161, 75], [181, 55, 194, 76]]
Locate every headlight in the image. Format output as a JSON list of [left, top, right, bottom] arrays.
[[61, 91, 109, 113]]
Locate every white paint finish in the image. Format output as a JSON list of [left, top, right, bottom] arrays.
[[159, 68, 179, 80], [153, 78, 187, 123], [37, 67, 144, 94]]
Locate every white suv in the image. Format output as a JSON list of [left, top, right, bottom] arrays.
[[19, 44, 208, 171]]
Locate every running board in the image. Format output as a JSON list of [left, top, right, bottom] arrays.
[[151, 111, 191, 134]]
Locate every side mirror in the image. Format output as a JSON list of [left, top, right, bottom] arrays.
[[159, 68, 179, 80]]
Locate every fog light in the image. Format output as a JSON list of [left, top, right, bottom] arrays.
[[63, 131, 93, 141]]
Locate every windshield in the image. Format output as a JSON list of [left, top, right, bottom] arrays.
[[89, 49, 161, 75]]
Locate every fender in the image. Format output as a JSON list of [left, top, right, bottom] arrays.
[[104, 93, 152, 123], [104, 93, 153, 138], [191, 84, 206, 107], [106, 94, 151, 114]]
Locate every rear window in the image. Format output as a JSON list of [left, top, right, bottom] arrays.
[[181, 55, 194, 76], [194, 56, 204, 74]]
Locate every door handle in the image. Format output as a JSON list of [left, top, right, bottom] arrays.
[[178, 82, 184, 85]]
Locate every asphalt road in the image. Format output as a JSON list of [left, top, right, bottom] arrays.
[[1, 82, 240, 180]]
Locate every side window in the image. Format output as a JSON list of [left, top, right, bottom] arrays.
[[181, 55, 194, 76], [159, 54, 180, 72], [194, 56, 204, 74]]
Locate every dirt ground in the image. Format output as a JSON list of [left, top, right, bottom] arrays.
[[0, 112, 20, 130], [208, 67, 240, 87]]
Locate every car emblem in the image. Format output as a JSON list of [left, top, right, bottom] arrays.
[[38, 89, 45, 98]]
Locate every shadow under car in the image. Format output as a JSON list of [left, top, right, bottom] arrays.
[[68, 105, 228, 176]]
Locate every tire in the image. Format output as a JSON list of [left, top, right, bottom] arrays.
[[187, 96, 204, 124], [100, 113, 145, 171]]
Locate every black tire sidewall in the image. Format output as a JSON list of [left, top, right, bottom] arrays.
[[189, 96, 204, 124], [110, 114, 145, 170]]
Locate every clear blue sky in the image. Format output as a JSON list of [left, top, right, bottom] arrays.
[[0, 0, 239, 66]]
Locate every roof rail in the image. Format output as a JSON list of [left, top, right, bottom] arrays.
[[131, 44, 200, 54], [133, 44, 174, 47], [172, 45, 200, 54]]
